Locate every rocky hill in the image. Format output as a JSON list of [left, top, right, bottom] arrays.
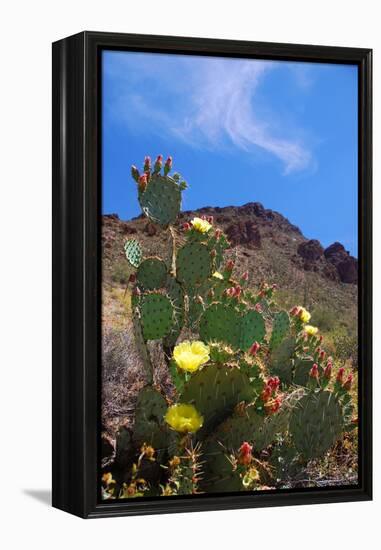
[[102, 201, 357, 334]]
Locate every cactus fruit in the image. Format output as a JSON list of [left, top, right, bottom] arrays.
[[138, 174, 182, 227], [139, 293, 174, 340], [124, 238, 142, 268], [289, 390, 344, 459], [176, 242, 213, 287], [137, 257, 168, 290]]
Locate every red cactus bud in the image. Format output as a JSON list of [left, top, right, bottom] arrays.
[[343, 373, 353, 391], [290, 306, 300, 316], [267, 376, 280, 392], [164, 156, 172, 175], [207, 215, 214, 224], [129, 273, 137, 283], [319, 335, 324, 343], [336, 367, 345, 384], [323, 362, 332, 379], [238, 442, 253, 465], [182, 222, 191, 231], [131, 165, 140, 182], [254, 303, 263, 313], [210, 249, 217, 258], [264, 395, 282, 415], [201, 215, 207, 221], [132, 287, 141, 296], [249, 342, 260, 356], [225, 260, 235, 271], [154, 155, 163, 172], [234, 285, 242, 298], [320, 350, 326, 360], [241, 271, 249, 281], [225, 287, 236, 298], [215, 228, 222, 240], [272, 283, 278, 290], [260, 386, 272, 403], [352, 417, 359, 425], [143, 156, 151, 171], [138, 173, 148, 191], [309, 363, 319, 379]]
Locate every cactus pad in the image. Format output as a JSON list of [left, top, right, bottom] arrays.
[[163, 275, 185, 347], [137, 257, 167, 290], [289, 390, 343, 460], [269, 310, 290, 350], [269, 337, 295, 385], [176, 242, 213, 287], [132, 308, 153, 383], [293, 357, 318, 386], [133, 386, 172, 451], [180, 364, 253, 433], [124, 239, 142, 268], [199, 303, 240, 347], [238, 309, 266, 350], [140, 293, 174, 340], [199, 304, 265, 350], [138, 174, 182, 227]]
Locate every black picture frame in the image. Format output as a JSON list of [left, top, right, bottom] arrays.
[[52, 31, 372, 519]]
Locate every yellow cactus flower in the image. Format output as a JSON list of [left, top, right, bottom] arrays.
[[305, 325, 318, 336], [298, 306, 311, 323], [191, 217, 212, 233], [164, 403, 204, 433], [212, 271, 224, 280], [173, 340, 210, 372]]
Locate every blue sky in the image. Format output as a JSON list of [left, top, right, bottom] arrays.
[[102, 51, 358, 256]]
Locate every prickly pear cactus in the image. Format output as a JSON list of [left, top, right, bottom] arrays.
[[139, 174, 182, 227], [101, 155, 357, 499], [124, 238, 142, 268], [289, 389, 344, 460]]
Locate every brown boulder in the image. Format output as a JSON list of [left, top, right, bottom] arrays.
[[225, 220, 261, 248], [324, 242, 358, 284], [297, 239, 324, 261]]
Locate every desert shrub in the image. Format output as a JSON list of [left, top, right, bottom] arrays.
[[111, 260, 131, 285], [310, 306, 337, 332]]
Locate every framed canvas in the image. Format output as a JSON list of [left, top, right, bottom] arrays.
[[52, 31, 372, 518]]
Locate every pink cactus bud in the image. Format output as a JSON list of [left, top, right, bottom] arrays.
[[254, 303, 263, 313], [207, 215, 214, 224], [182, 222, 191, 231], [201, 215, 207, 221], [309, 363, 319, 379], [210, 249, 217, 258], [215, 228, 222, 240], [343, 373, 353, 391], [154, 155, 163, 171], [132, 287, 141, 296], [129, 273, 137, 283], [225, 260, 235, 271], [320, 350, 326, 360], [156, 154, 163, 162], [249, 342, 260, 356], [165, 156, 172, 167], [290, 306, 300, 316], [323, 362, 332, 379], [238, 442, 253, 465], [336, 367, 345, 384], [319, 335, 324, 343], [241, 271, 249, 281], [272, 283, 278, 290]]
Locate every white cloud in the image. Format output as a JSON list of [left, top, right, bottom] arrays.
[[104, 53, 312, 174]]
